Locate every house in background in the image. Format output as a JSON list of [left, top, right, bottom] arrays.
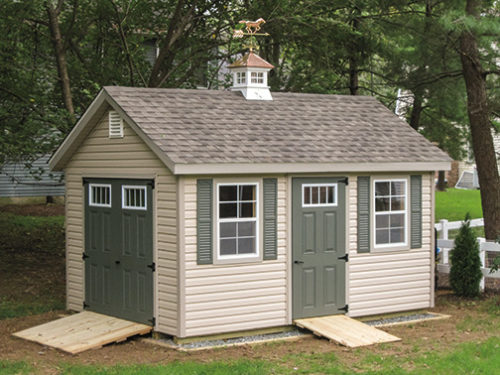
[[49, 51, 451, 339], [0, 154, 64, 199]]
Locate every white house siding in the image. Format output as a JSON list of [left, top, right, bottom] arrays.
[[64, 112, 178, 335], [347, 173, 434, 317], [180, 176, 288, 337]]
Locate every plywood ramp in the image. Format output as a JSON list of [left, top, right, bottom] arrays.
[[295, 315, 400, 347], [13, 311, 152, 354]]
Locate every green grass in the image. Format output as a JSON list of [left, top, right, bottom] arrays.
[[1, 338, 499, 374], [0, 299, 65, 320], [435, 188, 482, 222]]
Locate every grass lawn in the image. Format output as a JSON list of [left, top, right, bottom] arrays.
[[435, 188, 482, 222]]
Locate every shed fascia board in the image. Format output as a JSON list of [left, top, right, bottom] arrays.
[[48, 89, 176, 174], [173, 161, 451, 175]]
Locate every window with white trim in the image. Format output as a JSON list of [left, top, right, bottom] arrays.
[[122, 186, 147, 210], [374, 179, 407, 247], [302, 184, 337, 207], [236, 72, 246, 84], [109, 110, 123, 138], [217, 183, 258, 258], [250, 71, 264, 84], [89, 184, 111, 207]]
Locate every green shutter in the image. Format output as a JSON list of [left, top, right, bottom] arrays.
[[263, 178, 278, 260], [197, 179, 213, 264], [357, 176, 371, 253], [410, 175, 422, 249]]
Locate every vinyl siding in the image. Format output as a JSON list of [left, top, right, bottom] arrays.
[[64, 111, 178, 335], [347, 173, 433, 317], [180, 176, 288, 337]]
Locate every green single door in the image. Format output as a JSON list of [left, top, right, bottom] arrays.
[[84, 178, 154, 325], [292, 177, 347, 319]]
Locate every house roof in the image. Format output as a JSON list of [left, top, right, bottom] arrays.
[[49, 86, 452, 174], [228, 52, 275, 69]]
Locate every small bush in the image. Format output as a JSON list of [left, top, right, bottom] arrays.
[[449, 213, 483, 297]]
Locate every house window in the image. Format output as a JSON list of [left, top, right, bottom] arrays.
[[251, 71, 264, 84], [302, 184, 337, 207], [374, 179, 407, 247], [217, 183, 258, 258], [122, 186, 147, 210], [89, 184, 111, 207], [109, 110, 123, 138], [236, 72, 246, 84]]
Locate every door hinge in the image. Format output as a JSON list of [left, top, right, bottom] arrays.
[[147, 262, 156, 272], [83, 301, 89, 309], [338, 253, 349, 262], [339, 177, 348, 185], [147, 180, 155, 189], [82, 178, 89, 186], [149, 317, 156, 326], [82, 252, 89, 260], [339, 304, 349, 313]]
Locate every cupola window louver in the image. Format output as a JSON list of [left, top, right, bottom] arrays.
[[109, 110, 123, 138]]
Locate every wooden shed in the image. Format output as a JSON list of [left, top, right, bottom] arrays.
[[49, 52, 451, 339]]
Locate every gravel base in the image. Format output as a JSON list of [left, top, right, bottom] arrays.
[[157, 329, 308, 350], [364, 312, 441, 327]]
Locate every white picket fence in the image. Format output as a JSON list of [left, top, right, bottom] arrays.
[[434, 218, 500, 291]]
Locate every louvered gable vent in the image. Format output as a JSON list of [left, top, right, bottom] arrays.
[[108, 110, 123, 138]]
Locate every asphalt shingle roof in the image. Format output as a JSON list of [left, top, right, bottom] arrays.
[[104, 86, 451, 165]]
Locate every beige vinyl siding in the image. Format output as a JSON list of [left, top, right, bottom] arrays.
[[64, 110, 178, 335], [180, 176, 288, 337], [347, 173, 433, 317]]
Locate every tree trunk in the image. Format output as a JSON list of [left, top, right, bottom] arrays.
[[459, 0, 500, 240], [437, 171, 446, 191], [409, 93, 423, 130], [46, 2, 74, 116], [348, 14, 359, 95]]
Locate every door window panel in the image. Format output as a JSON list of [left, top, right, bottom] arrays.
[[302, 184, 337, 207], [122, 186, 147, 210], [89, 184, 111, 207]]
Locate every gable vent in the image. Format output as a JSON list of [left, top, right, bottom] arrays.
[[108, 110, 123, 138]]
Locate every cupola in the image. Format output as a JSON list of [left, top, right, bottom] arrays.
[[228, 51, 274, 101]]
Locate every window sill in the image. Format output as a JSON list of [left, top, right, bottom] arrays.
[[213, 254, 262, 265], [371, 244, 410, 253]]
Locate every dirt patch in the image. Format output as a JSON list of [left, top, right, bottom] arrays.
[[0, 204, 65, 217], [1, 291, 499, 374]]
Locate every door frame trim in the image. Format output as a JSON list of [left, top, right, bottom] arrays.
[[82, 176, 156, 326], [287, 174, 350, 323]]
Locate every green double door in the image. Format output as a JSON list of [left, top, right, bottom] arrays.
[[292, 177, 347, 319], [84, 178, 154, 325]]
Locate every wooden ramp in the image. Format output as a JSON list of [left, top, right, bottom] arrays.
[[13, 311, 152, 354], [295, 315, 400, 347]]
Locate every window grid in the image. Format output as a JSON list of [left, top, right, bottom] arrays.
[[374, 179, 407, 247], [122, 186, 147, 210], [302, 183, 337, 207], [217, 183, 259, 258], [250, 71, 264, 84], [89, 184, 111, 207], [236, 72, 246, 84]]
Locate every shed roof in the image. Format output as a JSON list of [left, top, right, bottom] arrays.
[[50, 86, 451, 174]]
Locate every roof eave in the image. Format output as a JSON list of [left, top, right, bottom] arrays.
[[173, 161, 452, 175]]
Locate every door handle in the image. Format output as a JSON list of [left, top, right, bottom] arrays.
[[115, 260, 121, 265], [294, 260, 304, 264]]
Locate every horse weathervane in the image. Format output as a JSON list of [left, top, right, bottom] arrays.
[[233, 18, 269, 52]]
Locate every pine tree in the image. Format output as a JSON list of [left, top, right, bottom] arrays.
[[449, 213, 483, 297]]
